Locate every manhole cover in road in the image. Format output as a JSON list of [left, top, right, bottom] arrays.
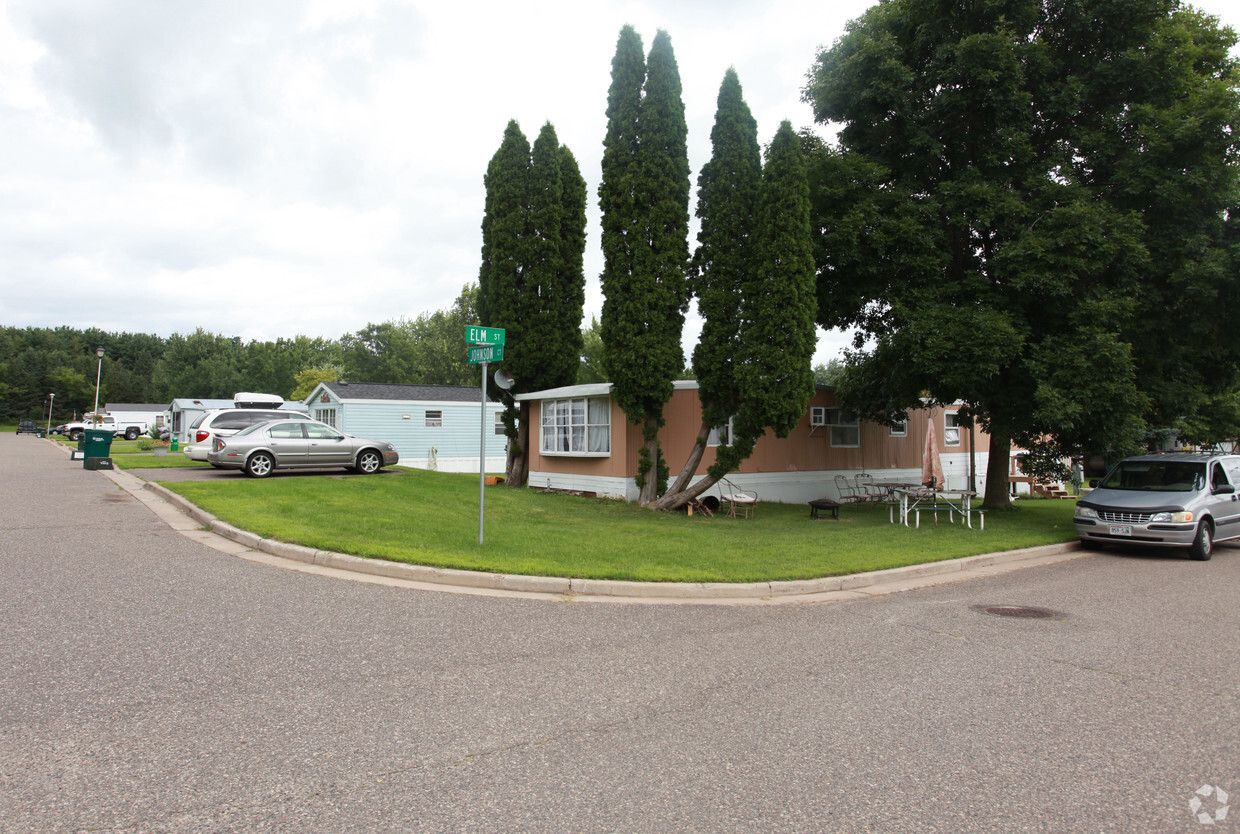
[[975, 605, 1061, 620]]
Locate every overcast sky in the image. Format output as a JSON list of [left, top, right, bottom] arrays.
[[3, 0, 1238, 368]]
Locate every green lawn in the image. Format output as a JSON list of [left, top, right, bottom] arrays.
[[158, 468, 1080, 583]]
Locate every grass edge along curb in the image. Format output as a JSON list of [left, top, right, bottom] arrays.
[[143, 481, 1084, 601]]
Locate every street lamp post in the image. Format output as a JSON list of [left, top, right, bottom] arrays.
[[46, 393, 55, 434], [92, 346, 105, 418]]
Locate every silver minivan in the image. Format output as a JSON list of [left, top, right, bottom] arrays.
[[1074, 452, 1240, 560]]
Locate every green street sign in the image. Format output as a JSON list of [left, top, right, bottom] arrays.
[[468, 344, 504, 365], [466, 326, 505, 346]]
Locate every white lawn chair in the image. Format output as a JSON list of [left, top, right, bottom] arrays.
[[719, 477, 758, 519]]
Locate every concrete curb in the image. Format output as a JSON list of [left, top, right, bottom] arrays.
[[137, 479, 1085, 602]]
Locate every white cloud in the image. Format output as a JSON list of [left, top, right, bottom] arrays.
[[4, 0, 1238, 371]]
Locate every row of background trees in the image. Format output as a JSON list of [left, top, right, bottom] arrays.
[[0, 284, 483, 423]]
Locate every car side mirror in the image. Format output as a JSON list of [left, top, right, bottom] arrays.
[[1088, 479, 1100, 488], [1213, 484, 1235, 495]]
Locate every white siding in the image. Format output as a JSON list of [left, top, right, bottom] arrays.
[[335, 400, 507, 473]]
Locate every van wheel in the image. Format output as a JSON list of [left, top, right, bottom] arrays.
[[1188, 520, 1213, 561], [124, 427, 140, 440]]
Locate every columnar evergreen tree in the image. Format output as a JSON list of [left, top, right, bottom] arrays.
[[656, 68, 761, 507], [731, 121, 818, 449], [599, 26, 690, 505], [478, 120, 587, 485]]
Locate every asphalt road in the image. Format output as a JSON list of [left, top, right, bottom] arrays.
[[2, 434, 1237, 832]]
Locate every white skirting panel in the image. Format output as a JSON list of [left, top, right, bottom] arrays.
[[526, 455, 989, 505], [526, 470, 638, 501], [404, 456, 508, 474]]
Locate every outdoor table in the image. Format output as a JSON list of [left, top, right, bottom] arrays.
[[892, 487, 980, 528]]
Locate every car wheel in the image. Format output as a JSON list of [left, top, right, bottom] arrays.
[[124, 427, 140, 440], [356, 450, 383, 474], [245, 452, 275, 479], [69, 429, 82, 442], [1188, 520, 1213, 561]]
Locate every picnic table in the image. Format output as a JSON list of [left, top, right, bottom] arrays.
[[891, 487, 983, 529]]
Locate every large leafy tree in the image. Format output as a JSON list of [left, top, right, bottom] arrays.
[[478, 120, 587, 485], [803, 0, 1240, 508], [599, 26, 691, 505]]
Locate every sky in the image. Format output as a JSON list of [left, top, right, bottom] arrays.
[[3, 0, 1239, 370]]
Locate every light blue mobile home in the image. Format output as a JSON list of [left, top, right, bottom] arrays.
[[304, 381, 507, 473]]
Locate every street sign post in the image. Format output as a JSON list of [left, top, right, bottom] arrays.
[[466, 325, 506, 545], [468, 344, 504, 365], [466, 326, 506, 346]]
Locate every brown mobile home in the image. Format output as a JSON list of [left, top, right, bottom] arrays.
[[514, 381, 993, 503]]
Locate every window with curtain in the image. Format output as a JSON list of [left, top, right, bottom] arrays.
[[540, 397, 610, 455], [944, 411, 961, 446]]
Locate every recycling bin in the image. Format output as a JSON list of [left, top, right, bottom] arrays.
[[83, 428, 114, 470]]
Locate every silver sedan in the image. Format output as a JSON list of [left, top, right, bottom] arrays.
[[207, 419, 399, 478]]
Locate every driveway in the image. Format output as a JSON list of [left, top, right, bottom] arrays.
[[2, 434, 1237, 832]]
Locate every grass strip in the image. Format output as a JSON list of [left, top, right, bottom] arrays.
[[159, 468, 1079, 583]]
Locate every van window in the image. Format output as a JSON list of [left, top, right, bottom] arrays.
[[1100, 461, 1205, 492]]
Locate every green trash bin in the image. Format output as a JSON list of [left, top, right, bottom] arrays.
[[83, 428, 114, 470]]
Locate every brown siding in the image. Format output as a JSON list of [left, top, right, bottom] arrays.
[[526, 386, 990, 479]]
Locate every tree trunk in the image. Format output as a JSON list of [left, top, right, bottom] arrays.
[[505, 402, 529, 487], [637, 416, 661, 506], [982, 430, 1013, 510], [651, 471, 723, 511]]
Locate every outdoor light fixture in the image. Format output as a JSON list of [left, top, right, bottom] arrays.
[[46, 393, 55, 434], [93, 346, 105, 417]]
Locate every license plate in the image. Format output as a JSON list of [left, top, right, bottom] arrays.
[[1109, 525, 1133, 536]]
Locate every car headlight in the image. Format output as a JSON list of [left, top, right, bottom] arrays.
[[1075, 506, 1098, 520], [1151, 511, 1194, 523]]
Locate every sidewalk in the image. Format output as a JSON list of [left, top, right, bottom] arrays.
[[70, 442, 1089, 605]]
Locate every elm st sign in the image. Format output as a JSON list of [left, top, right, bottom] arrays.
[[466, 326, 505, 346]]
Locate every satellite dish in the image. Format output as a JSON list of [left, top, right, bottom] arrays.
[[494, 368, 514, 390]]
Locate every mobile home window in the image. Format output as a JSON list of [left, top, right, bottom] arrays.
[[494, 411, 505, 436], [826, 408, 859, 448], [540, 397, 610, 455], [314, 408, 337, 428], [707, 419, 734, 447], [889, 415, 907, 437], [944, 411, 961, 446], [426, 410, 443, 428]]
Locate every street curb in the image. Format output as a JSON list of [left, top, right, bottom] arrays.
[[139, 479, 1084, 602]]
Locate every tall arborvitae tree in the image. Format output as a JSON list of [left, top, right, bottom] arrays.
[[730, 121, 817, 453], [654, 119, 817, 509], [599, 26, 690, 505], [478, 120, 587, 485], [655, 68, 761, 508]]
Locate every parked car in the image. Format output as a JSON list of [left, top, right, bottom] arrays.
[[1073, 452, 1240, 560], [184, 409, 313, 462], [16, 420, 40, 435], [207, 419, 399, 478]]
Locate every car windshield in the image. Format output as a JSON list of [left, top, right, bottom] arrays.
[[1100, 461, 1205, 492]]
